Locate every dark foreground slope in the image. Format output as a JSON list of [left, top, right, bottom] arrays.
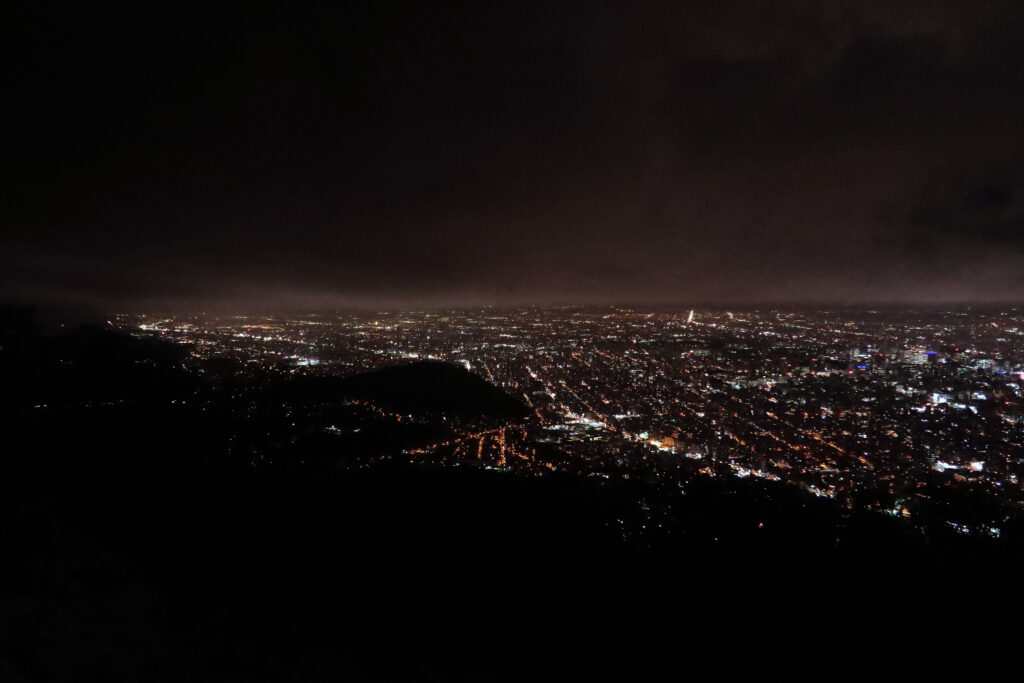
[[3, 316, 1023, 681]]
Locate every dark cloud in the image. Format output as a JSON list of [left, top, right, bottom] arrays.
[[5, 0, 1024, 310], [898, 165, 1024, 252]]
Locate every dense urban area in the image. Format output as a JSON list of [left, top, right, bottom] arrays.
[[119, 307, 1024, 540]]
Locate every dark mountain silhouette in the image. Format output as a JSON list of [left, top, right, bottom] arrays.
[[281, 360, 529, 420], [337, 360, 529, 418], [2, 313, 193, 412]]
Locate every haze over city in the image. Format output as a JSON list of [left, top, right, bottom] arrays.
[[6, 1, 1024, 311]]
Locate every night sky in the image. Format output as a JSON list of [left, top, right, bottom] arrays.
[[6, 1, 1024, 311]]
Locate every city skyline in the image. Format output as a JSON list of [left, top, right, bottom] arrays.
[[116, 305, 1024, 541]]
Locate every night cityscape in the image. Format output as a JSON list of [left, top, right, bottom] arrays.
[[7, 1, 1024, 681], [120, 307, 1024, 539]]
